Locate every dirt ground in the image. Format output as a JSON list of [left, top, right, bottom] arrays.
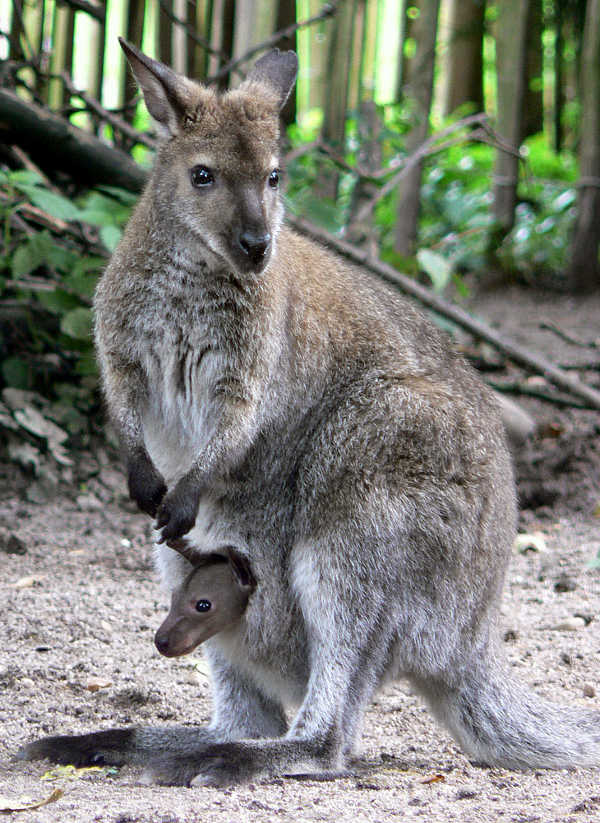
[[1, 284, 600, 823]]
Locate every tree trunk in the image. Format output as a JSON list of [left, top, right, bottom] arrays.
[[159, 0, 173, 66], [522, 0, 543, 138], [393, 0, 440, 256], [440, 0, 485, 117], [321, 0, 358, 200], [553, 1, 564, 152], [123, 0, 146, 123], [275, 0, 297, 126], [492, 0, 529, 233], [566, 0, 600, 292]]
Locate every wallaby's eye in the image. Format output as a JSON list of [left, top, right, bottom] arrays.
[[268, 169, 280, 189], [195, 599, 212, 613], [190, 166, 214, 188]]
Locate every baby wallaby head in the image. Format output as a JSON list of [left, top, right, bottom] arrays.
[[155, 548, 255, 658], [120, 39, 297, 274]]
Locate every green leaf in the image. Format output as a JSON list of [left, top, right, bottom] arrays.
[[8, 169, 44, 186], [12, 243, 40, 278], [11, 232, 54, 278], [74, 350, 98, 377], [14, 184, 83, 222], [60, 307, 93, 340], [37, 288, 81, 315], [417, 249, 453, 293], [1, 357, 31, 389], [99, 225, 122, 251]]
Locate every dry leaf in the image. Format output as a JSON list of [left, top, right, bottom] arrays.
[[12, 575, 44, 589], [85, 677, 112, 692], [421, 774, 445, 785], [0, 788, 63, 813]]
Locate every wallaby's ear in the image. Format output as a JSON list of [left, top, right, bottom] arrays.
[[119, 38, 194, 135], [227, 547, 256, 591], [243, 49, 298, 111]]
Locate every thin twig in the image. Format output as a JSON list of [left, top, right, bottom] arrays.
[[353, 118, 487, 223], [157, 0, 229, 64], [209, 1, 339, 82], [540, 321, 600, 350], [55, 0, 105, 22], [61, 72, 158, 150]]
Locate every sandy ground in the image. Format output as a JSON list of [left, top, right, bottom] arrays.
[[1, 285, 600, 823]]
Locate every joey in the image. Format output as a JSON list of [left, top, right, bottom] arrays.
[[155, 549, 255, 658]]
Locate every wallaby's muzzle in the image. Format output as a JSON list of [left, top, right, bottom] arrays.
[[239, 230, 271, 268]]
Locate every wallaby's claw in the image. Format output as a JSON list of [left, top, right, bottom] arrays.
[[127, 451, 167, 517], [155, 481, 200, 543]]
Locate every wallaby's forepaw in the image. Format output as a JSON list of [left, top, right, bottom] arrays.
[[18, 729, 135, 768], [127, 450, 167, 517], [156, 477, 201, 543]]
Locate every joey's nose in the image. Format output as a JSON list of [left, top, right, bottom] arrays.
[[239, 231, 271, 265], [155, 632, 170, 655]]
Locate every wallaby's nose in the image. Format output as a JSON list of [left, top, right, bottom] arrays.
[[239, 231, 271, 265]]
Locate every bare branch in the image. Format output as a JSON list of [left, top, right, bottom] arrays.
[[209, 1, 339, 82], [156, 0, 230, 64], [55, 0, 104, 22], [61, 72, 158, 150], [540, 321, 600, 350]]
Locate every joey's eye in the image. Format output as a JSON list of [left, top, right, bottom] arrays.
[[190, 166, 214, 188], [195, 599, 212, 613], [268, 169, 280, 189]]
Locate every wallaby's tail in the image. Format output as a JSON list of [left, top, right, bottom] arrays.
[[423, 658, 600, 769]]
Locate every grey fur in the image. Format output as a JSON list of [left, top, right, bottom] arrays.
[[20, 45, 600, 786]]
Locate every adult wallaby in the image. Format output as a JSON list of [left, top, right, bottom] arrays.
[[154, 545, 255, 658], [21, 41, 600, 786]]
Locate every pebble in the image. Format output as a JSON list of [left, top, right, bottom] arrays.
[[76, 493, 103, 512], [553, 617, 586, 631], [583, 684, 596, 698], [0, 529, 26, 555], [554, 574, 577, 593], [514, 532, 548, 554]]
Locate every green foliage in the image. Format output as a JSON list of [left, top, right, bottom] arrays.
[[0, 169, 136, 432], [286, 109, 581, 291]]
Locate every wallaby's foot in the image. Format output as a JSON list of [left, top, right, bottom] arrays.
[[19, 726, 222, 771], [127, 450, 167, 517], [143, 739, 331, 787], [18, 728, 136, 768], [156, 475, 201, 543]]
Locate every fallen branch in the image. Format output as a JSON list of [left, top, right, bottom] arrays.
[[540, 321, 600, 350], [489, 380, 594, 410], [288, 215, 600, 412], [0, 88, 148, 193]]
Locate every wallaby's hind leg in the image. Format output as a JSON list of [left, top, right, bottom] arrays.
[[20, 656, 287, 773]]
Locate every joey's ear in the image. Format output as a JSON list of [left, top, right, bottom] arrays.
[[243, 49, 298, 111], [227, 548, 256, 591], [119, 38, 195, 135]]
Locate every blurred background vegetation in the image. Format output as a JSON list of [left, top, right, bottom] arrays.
[[0, 0, 599, 448]]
